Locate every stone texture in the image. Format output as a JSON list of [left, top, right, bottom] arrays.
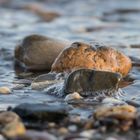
[[94, 105, 136, 131], [51, 42, 132, 77], [15, 34, 70, 71], [0, 111, 26, 138], [13, 103, 69, 123], [63, 69, 122, 97]]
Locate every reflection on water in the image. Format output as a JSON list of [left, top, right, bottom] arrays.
[[0, 0, 140, 110]]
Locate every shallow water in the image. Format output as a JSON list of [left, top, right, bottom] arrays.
[[0, 0, 140, 116]]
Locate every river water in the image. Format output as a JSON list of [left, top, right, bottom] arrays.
[[0, 0, 140, 115]]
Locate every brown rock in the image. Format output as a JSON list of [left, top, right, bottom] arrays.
[[94, 105, 136, 120], [15, 34, 70, 71], [51, 42, 132, 76], [0, 111, 26, 138], [94, 105, 137, 131]]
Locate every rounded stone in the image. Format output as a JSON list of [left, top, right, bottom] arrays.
[[51, 42, 132, 76], [0, 111, 26, 138], [94, 105, 136, 121], [64, 92, 83, 101], [15, 34, 70, 71], [0, 86, 11, 94]]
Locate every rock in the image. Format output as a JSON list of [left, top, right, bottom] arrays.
[[31, 72, 63, 90], [64, 92, 83, 101], [58, 127, 68, 135], [0, 86, 11, 94], [63, 69, 122, 97], [94, 105, 137, 131], [12, 103, 69, 123], [51, 42, 132, 77], [14, 130, 57, 140], [23, 3, 60, 22], [15, 34, 70, 71], [0, 111, 26, 138], [94, 105, 136, 120]]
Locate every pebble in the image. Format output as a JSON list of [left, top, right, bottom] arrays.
[[15, 34, 70, 71], [0, 111, 26, 138], [58, 127, 68, 135], [51, 41, 132, 77], [64, 92, 83, 101], [68, 125, 77, 132], [0, 86, 11, 94]]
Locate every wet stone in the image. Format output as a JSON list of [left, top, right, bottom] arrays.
[[64, 92, 83, 102], [63, 69, 122, 98], [15, 34, 70, 71], [31, 72, 64, 90], [94, 105, 137, 131], [51, 42, 132, 77], [12, 103, 70, 123], [0, 86, 11, 94], [0, 111, 26, 138]]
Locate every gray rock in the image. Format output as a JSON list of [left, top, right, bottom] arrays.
[[12, 103, 70, 123], [15, 34, 70, 71], [63, 69, 122, 98]]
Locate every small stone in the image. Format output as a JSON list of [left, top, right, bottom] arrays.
[[51, 42, 131, 77], [58, 127, 68, 135], [12, 84, 25, 90], [80, 130, 96, 139], [0, 111, 26, 138], [64, 92, 83, 101], [68, 125, 77, 132], [15, 34, 70, 71], [48, 122, 56, 128], [12, 103, 69, 123], [63, 69, 122, 97], [0, 86, 11, 94], [31, 73, 62, 90], [102, 97, 126, 106]]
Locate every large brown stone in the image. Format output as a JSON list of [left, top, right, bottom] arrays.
[[51, 42, 132, 76], [15, 34, 70, 71]]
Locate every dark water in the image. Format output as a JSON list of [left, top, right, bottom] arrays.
[[0, 0, 140, 114]]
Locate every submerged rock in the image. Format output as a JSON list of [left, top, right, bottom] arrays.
[[63, 69, 122, 98], [0, 111, 26, 138], [31, 72, 64, 90], [12, 103, 69, 123], [15, 34, 70, 71], [51, 42, 132, 77], [94, 105, 136, 131]]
